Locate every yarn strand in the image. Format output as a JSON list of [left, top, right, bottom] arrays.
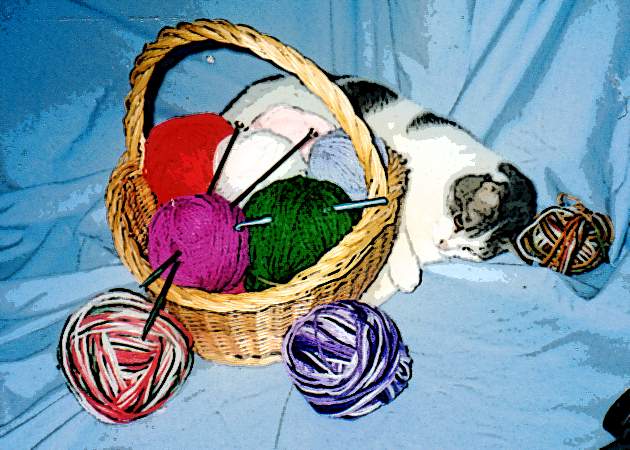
[[231, 128, 317, 207]]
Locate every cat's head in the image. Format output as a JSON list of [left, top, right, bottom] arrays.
[[433, 162, 537, 261]]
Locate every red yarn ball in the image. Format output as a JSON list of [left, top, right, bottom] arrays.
[[143, 113, 234, 204], [57, 289, 194, 424]]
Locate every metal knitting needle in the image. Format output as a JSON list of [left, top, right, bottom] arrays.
[[327, 196, 388, 212], [142, 259, 181, 341], [230, 128, 318, 207], [234, 216, 272, 231], [233, 197, 388, 230]]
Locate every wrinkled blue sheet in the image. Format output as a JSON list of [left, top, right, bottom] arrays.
[[1, 1, 628, 448]]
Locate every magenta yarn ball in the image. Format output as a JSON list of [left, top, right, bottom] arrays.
[[148, 193, 249, 293]]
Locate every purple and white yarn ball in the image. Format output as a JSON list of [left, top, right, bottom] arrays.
[[281, 300, 412, 419]]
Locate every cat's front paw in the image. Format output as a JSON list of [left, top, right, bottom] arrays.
[[361, 270, 398, 307]]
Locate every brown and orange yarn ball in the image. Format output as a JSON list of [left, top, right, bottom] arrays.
[[515, 193, 614, 275]]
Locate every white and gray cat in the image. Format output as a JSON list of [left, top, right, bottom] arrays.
[[222, 74, 537, 306]]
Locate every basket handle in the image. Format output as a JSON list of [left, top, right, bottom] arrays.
[[123, 19, 387, 196]]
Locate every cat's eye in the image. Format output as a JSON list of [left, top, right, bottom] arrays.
[[453, 214, 464, 230]]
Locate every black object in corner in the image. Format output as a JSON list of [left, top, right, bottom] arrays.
[[602, 390, 630, 449]]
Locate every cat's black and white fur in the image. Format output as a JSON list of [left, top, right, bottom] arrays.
[[222, 74, 537, 305]]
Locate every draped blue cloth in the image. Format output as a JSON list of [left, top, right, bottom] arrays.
[[1, 1, 628, 448]]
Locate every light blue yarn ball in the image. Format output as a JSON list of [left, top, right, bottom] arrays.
[[307, 129, 389, 201]]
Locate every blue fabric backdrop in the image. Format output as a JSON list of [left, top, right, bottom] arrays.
[[1, 1, 628, 448]]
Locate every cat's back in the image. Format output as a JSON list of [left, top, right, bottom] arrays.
[[404, 122, 505, 177], [222, 73, 504, 179], [222, 74, 422, 132]]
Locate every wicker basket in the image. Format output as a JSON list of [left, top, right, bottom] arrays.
[[105, 19, 407, 365]]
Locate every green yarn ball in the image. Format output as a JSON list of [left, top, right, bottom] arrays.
[[243, 176, 361, 291]]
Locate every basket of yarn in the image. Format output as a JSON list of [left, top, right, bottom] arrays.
[[515, 193, 614, 275], [105, 19, 407, 365]]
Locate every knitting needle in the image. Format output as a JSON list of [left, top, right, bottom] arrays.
[[140, 121, 245, 327], [234, 216, 272, 231], [328, 196, 388, 212], [230, 128, 318, 207], [233, 197, 388, 230], [147, 122, 243, 282], [142, 259, 181, 340], [140, 252, 182, 339], [145, 120, 242, 286], [140, 250, 182, 288], [206, 121, 244, 195]]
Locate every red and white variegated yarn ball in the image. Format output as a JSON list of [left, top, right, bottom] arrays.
[[57, 289, 193, 423]]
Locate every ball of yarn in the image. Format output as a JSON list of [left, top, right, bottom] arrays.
[[515, 193, 614, 275], [243, 176, 360, 291], [282, 300, 412, 419], [308, 129, 389, 200], [213, 129, 307, 205], [148, 193, 249, 293], [143, 113, 233, 204], [57, 289, 193, 424], [250, 104, 335, 160]]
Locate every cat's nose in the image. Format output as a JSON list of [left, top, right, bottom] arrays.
[[438, 239, 449, 250]]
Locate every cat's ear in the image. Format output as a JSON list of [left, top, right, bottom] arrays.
[[498, 163, 537, 214], [497, 162, 537, 233]]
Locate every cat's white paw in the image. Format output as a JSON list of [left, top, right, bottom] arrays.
[[361, 269, 398, 307], [387, 227, 422, 293], [361, 228, 425, 306]]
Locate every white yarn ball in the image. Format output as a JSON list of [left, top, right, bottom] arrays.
[[213, 129, 307, 206]]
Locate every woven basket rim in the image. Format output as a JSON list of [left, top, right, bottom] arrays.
[[106, 18, 402, 314]]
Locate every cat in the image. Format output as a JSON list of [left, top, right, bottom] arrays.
[[222, 74, 537, 306]]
